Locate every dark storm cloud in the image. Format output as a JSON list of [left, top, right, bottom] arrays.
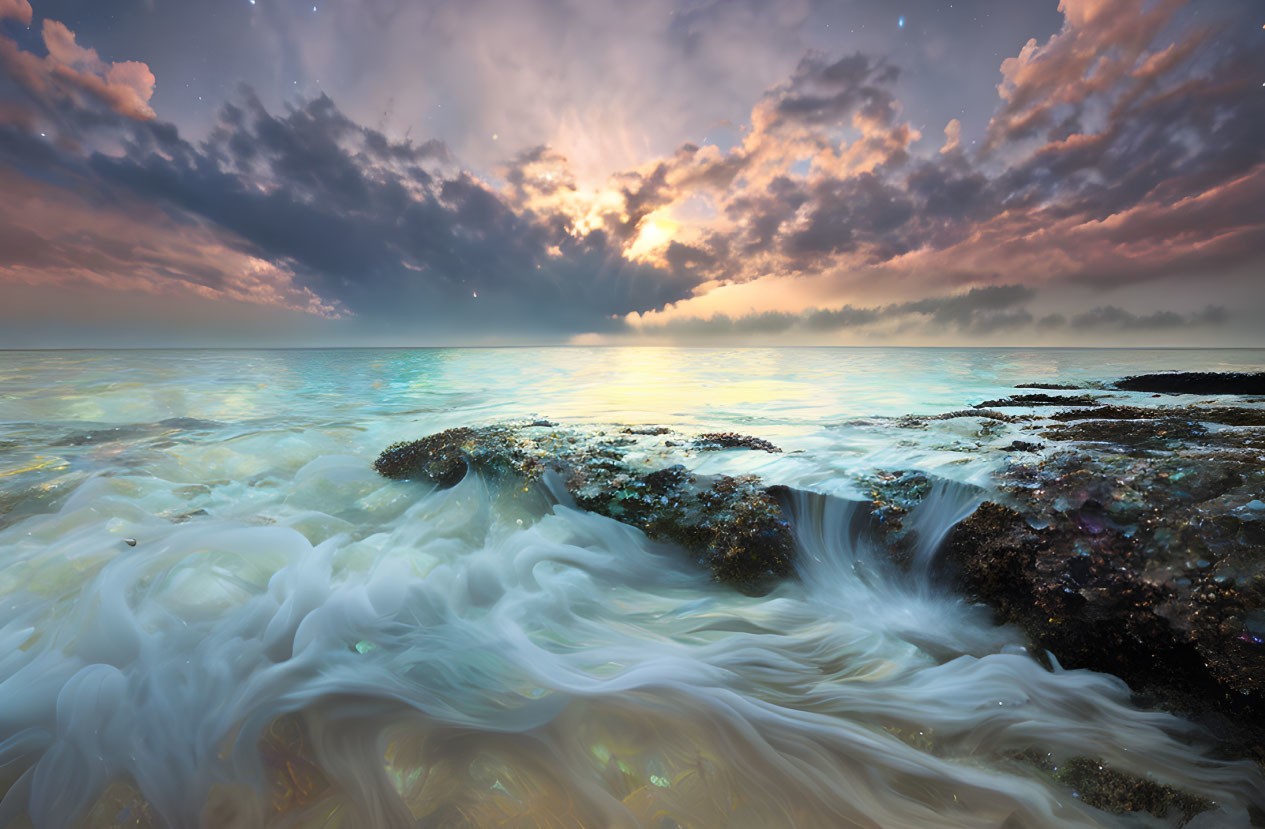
[[651, 0, 1265, 297], [630, 284, 1040, 338], [76, 91, 700, 329], [630, 286, 1230, 341], [3, 0, 1264, 346], [1067, 305, 1229, 331], [770, 52, 901, 130], [0, 46, 699, 336], [894, 285, 1034, 329]]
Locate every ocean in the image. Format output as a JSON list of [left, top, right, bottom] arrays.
[[1, 347, 1263, 827]]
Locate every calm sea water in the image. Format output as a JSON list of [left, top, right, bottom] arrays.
[[1, 348, 1263, 827]]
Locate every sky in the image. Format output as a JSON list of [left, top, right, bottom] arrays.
[[0, 0, 1262, 347]]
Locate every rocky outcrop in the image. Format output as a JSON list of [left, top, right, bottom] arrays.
[[942, 400, 1265, 762], [374, 425, 793, 591], [373, 374, 1265, 767], [973, 393, 1100, 408], [1014, 383, 1084, 390], [1113, 372, 1265, 395]]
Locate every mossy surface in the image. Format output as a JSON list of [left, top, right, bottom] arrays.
[[375, 424, 793, 591]]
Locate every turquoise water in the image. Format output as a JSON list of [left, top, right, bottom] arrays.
[[1, 348, 1263, 827]]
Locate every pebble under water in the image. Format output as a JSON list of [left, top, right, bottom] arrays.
[[0, 347, 1263, 827]]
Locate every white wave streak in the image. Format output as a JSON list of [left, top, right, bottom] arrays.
[[0, 457, 1259, 827]]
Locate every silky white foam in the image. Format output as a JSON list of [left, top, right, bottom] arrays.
[[0, 455, 1260, 827]]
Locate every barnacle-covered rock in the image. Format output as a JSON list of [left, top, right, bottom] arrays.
[[375, 424, 793, 591], [943, 392, 1265, 762]]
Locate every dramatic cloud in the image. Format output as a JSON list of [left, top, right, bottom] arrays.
[[1067, 304, 1229, 331], [0, 166, 341, 318], [0, 0, 1262, 345], [0, 18, 156, 122], [619, 285, 1231, 343], [81, 93, 702, 335]]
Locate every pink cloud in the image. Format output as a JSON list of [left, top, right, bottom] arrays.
[[0, 168, 345, 319], [0, 18, 156, 121], [987, 0, 1185, 149], [0, 0, 31, 24]]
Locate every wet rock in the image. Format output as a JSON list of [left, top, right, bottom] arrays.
[[901, 409, 1024, 425], [1005, 441, 1042, 453], [974, 393, 1099, 408], [1040, 418, 1208, 452], [864, 470, 933, 560], [1014, 383, 1083, 390], [1050, 405, 1265, 426], [375, 427, 491, 487], [941, 502, 1264, 743], [375, 424, 793, 591], [623, 426, 672, 436], [1113, 372, 1265, 395], [943, 393, 1265, 762], [54, 417, 223, 448], [693, 432, 781, 453]]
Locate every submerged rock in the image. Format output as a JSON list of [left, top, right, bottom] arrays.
[[974, 393, 1099, 408], [1013, 752, 1213, 824], [901, 409, 1024, 425], [375, 424, 793, 591], [1113, 372, 1265, 395]]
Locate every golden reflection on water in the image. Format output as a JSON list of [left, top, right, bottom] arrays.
[[487, 348, 815, 426]]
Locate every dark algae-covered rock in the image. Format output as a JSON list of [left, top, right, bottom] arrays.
[[974, 393, 1099, 408], [1050, 404, 1265, 426], [1113, 371, 1265, 395], [942, 393, 1265, 765], [376, 385, 1265, 780], [375, 424, 793, 591], [1014, 382, 1084, 390]]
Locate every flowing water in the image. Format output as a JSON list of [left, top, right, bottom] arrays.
[[1, 348, 1263, 828]]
